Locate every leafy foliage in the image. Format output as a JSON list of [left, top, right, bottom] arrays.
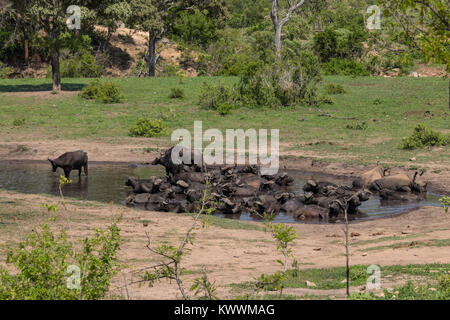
[[169, 87, 185, 99], [238, 53, 322, 107], [313, 27, 365, 63], [12, 118, 25, 126], [264, 214, 297, 272], [0, 64, 13, 79], [190, 267, 218, 300], [439, 196, 450, 213], [325, 83, 347, 95], [322, 58, 370, 76], [129, 118, 168, 137], [0, 220, 122, 300], [346, 121, 368, 130], [198, 81, 236, 110], [80, 80, 124, 103], [57, 53, 102, 78], [401, 124, 449, 150]]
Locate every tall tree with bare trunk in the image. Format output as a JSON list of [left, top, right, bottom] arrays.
[[270, 0, 307, 57], [129, 0, 226, 77]]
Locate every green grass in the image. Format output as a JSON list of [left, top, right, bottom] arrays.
[[350, 232, 432, 247], [181, 212, 264, 232], [351, 277, 450, 300], [0, 76, 448, 165], [231, 264, 450, 291], [361, 238, 450, 252]]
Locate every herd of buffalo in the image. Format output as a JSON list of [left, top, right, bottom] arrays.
[[48, 148, 428, 221], [124, 148, 428, 221]]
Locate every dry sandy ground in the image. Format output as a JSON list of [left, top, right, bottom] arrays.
[[1, 139, 449, 194], [0, 190, 449, 300]]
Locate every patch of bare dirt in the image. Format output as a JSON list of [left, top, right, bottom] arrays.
[[414, 64, 447, 78], [97, 26, 198, 77], [0, 191, 448, 300]]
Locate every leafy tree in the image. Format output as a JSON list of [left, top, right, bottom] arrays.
[[270, 0, 308, 57], [5, 1, 94, 90], [95, 1, 132, 51], [381, 0, 449, 70], [129, 0, 227, 77], [0, 221, 122, 300]]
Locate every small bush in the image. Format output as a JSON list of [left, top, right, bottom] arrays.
[[322, 58, 369, 76], [318, 96, 335, 105], [160, 63, 181, 77], [346, 121, 368, 130], [325, 84, 346, 95], [199, 82, 236, 110], [217, 103, 235, 116], [129, 118, 168, 137], [80, 80, 124, 103], [12, 118, 25, 126], [439, 196, 450, 213], [238, 52, 322, 108], [313, 28, 365, 63], [0, 221, 121, 300], [0, 65, 13, 79], [47, 53, 102, 78], [401, 124, 449, 150], [169, 87, 185, 99]]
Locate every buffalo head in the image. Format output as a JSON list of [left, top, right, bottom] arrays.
[[48, 158, 57, 172]]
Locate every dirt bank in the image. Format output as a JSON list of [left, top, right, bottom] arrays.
[[0, 190, 449, 299]]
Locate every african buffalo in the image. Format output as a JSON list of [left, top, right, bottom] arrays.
[[48, 150, 88, 179]]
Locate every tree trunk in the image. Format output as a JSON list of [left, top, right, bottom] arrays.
[[148, 32, 157, 77], [274, 25, 282, 57], [24, 39, 29, 64], [51, 47, 61, 91]]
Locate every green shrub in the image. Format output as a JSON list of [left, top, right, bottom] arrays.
[[170, 9, 219, 48], [160, 63, 181, 77], [322, 58, 369, 76], [80, 80, 124, 103], [313, 28, 365, 63], [129, 118, 168, 137], [198, 82, 236, 110], [346, 121, 368, 130], [325, 83, 346, 95], [439, 196, 450, 213], [318, 96, 335, 105], [401, 124, 449, 150], [47, 53, 102, 78], [238, 52, 322, 108], [0, 221, 121, 300], [12, 118, 25, 126], [0, 64, 13, 79], [169, 87, 185, 99], [217, 103, 235, 116]]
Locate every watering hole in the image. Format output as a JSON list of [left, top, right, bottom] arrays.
[[0, 160, 442, 224]]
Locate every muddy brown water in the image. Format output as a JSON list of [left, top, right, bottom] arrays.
[[0, 160, 442, 224]]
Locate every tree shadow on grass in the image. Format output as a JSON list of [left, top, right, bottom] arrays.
[[0, 83, 85, 93]]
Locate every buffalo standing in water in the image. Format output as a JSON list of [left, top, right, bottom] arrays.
[[48, 150, 88, 179]]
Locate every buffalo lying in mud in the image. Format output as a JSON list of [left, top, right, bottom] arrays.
[[48, 150, 88, 179], [125, 148, 375, 221], [354, 164, 428, 202], [353, 163, 427, 201]]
